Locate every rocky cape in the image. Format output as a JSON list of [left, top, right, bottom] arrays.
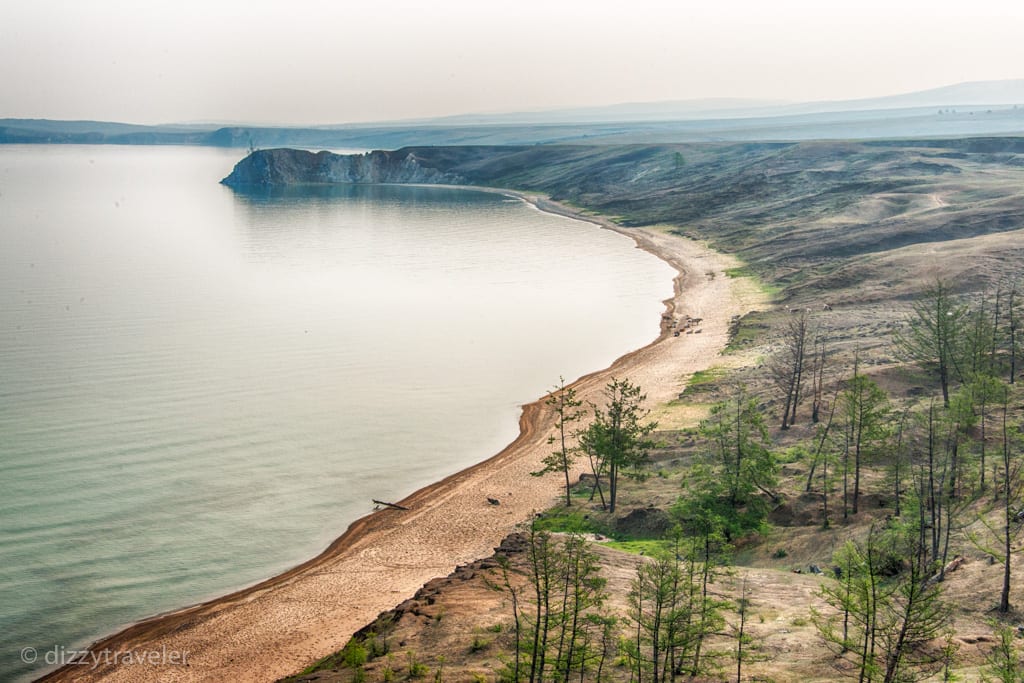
[[220, 148, 468, 187]]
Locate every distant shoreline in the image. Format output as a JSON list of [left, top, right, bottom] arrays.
[[38, 192, 766, 683]]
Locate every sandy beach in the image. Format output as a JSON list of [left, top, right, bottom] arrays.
[[40, 196, 765, 683]]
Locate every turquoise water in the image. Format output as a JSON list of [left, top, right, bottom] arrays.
[[0, 145, 674, 681]]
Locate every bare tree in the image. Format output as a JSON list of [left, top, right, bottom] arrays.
[[769, 310, 810, 429], [810, 329, 830, 423]]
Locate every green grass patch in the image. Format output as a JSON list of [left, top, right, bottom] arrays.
[[725, 315, 773, 353], [681, 366, 728, 398], [531, 508, 605, 535], [570, 484, 595, 499], [725, 327, 760, 352], [725, 265, 782, 298], [280, 628, 393, 680], [469, 635, 491, 653], [598, 539, 671, 555], [285, 639, 366, 678], [688, 366, 728, 386], [725, 265, 754, 279]]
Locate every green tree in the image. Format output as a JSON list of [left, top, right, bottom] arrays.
[[677, 389, 778, 541], [804, 383, 841, 525], [700, 388, 778, 509], [526, 525, 560, 682], [894, 280, 969, 407], [1006, 284, 1021, 384], [550, 533, 606, 682], [840, 366, 891, 515], [628, 529, 727, 682], [578, 378, 657, 514], [498, 526, 608, 683], [969, 382, 1022, 614], [814, 524, 949, 683], [997, 390, 1019, 614], [967, 375, 1004, 492], [981, 621, 1024, 683], [911, 400, 967, 570], [630, 548, 681, 682], [957, 291, 1000, 383], [815, 536, 887, 682], [888, 407, 912, 519], [532, 377, 587, 507], [734, 577, 752, 683], [878, 545, 950, 682]]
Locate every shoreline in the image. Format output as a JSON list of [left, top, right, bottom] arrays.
[[39, 194, 765, 683]]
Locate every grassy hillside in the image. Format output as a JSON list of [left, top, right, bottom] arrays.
[[393, 139, 1024, 291]]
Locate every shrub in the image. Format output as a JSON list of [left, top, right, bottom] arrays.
[[343, 642, 368, 669], [406, 650, 428, 679]]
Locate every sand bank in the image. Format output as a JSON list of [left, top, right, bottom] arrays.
[[40, 196, 765, 682]]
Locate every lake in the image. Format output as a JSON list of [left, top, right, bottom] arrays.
[[0, 145, 674, 681]]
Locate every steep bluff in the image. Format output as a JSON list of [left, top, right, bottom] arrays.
[[220, 148, 465, 187]]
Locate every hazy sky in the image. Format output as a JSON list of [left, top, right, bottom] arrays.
[[2, 0, 1023, 125]]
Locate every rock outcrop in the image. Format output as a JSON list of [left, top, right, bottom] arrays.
[[220, 148, 465, 188]]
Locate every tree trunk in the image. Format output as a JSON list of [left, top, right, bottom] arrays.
[[609, 462, 618, 513], [1010, 287, 1017, 385], [853, 422, 863, 515], [929, 405, 939, 564], [843, 433, 850, 521], [1001, 401, 1012, 613]]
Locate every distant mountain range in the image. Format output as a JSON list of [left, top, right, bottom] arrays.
[[3, 79, 1023, 149], [402, 79, 1024, 125]]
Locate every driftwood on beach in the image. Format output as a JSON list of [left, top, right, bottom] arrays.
[[373, 499, 410, 511]]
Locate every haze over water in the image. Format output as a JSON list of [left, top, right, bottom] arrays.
[[0, 145, 674, 681]]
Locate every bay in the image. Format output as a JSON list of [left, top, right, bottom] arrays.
[[0, 145, 674, 681]]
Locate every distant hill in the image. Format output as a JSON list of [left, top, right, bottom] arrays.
[[821, 78, 1024, 110], [406, 98, 793, 125], [399, 79, 1024, 125], [754, 78, 1024, 118], [0, 119, 212, 145], [4, 78, 1024, 149]]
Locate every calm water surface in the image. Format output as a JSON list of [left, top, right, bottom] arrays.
[[0, 145, 673, 681]]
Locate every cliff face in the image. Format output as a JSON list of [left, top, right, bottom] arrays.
[[220, 148, 465, 187]]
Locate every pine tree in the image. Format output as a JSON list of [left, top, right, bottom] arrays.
[[532, 377, 587, 507], [578, 378, 657, 513]]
